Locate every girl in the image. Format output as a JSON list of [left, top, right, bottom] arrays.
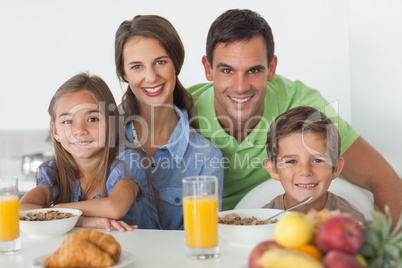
[[115, 15, 224, 230], [19, 73, 161, 231]]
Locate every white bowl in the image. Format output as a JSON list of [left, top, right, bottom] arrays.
[[19, 208, 82, 237], [218, 208, 285, 246]]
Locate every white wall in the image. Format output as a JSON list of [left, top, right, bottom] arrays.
[[0, 0, 400, 175], [349, 0, 402, 175], [0, 0, 351, 130]]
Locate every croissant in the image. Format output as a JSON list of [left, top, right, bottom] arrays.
[[44, 229, 121, 268], [68, 229, 121, 262], [44, 237, 115, 267]]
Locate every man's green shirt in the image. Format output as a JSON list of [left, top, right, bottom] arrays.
[[188, 75, 359, 211]]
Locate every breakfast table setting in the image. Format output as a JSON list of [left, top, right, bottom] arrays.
[[1, 175, 400, 268], [1, 227, 254, 268], [0, 176, 265, 268]]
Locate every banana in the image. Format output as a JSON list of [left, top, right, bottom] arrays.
[[259, 248, 324, 268]]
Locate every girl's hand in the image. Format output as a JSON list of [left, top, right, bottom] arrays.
[[78, 216, 138, 232]]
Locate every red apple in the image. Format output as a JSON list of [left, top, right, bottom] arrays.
[[322, 250, 364, 268], [316, 215, 364, 254], [249, 240, 282, 268]]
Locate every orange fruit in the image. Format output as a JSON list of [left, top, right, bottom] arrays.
[[293, 244, 323, 261]]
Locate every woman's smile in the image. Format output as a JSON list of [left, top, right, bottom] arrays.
[[141, 83, 165, 97]]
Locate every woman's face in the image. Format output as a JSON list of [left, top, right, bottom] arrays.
[[122, 37, 176, 112]]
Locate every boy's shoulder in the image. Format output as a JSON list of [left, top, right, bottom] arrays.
[[326, 191, 366, 223], [262, 194, 285, 209]]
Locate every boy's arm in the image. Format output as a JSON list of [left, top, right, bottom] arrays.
[[341, 136, 402, 228], [53, 178, 139, 220], [19, 185, 49, 211]]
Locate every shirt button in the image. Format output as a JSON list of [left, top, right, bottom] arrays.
[[151, 163, 156, 167], [161, 148, 167, 151], [175, 198, 180, 203]]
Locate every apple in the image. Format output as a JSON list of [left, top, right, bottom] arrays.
[[249, 240, 282, 268], [322, 250, 364, 268], [316, 215, 364, 254]]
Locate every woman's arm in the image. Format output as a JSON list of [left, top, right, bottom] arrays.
[[19, 185, 49, 211], [199, 146, 224, 211], [52, 178, 139, 220]]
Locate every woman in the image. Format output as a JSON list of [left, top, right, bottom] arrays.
[[115, 15, 223, 230]]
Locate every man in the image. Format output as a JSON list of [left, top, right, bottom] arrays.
[[188, 9, 401, 226]]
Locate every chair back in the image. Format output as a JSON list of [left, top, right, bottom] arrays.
[[234, 178, 374, 221]]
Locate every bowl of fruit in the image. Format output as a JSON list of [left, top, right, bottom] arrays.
[[248, 207, 401, 268]]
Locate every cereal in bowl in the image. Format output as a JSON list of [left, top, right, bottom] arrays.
[[219, 212, 278, 225]]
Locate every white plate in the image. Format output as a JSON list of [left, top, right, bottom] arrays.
[[31, 250, 135, 268]]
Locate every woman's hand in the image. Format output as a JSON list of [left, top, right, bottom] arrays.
[[77, 216, 138, 232]]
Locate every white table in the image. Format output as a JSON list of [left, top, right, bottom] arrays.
[[1, 228, 253, 268]]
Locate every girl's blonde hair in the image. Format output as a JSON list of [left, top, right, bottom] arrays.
[[46, 72, 120, 204]]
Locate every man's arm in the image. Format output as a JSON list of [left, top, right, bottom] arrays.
[[341, 136, 402, 228]]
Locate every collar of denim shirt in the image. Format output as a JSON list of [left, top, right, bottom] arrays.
[[124, 105, 190, 166]]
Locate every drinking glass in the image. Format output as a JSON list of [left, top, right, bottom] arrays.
[[182, 176, 219, 259], [0, 176, 21, 254]]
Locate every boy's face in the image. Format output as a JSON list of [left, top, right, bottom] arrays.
[[265, 132, 344, 210]]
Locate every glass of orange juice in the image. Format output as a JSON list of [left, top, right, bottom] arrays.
[[182, 176, 219, 259], [0, 176, 21, 254]]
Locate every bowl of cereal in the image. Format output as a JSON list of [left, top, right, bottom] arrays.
[[19, 208, 82, 237], [218, 208, 286, 246]]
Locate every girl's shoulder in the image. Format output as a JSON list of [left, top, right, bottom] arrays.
[[37, 159, 58, 175], [36, 159, 58, 186]]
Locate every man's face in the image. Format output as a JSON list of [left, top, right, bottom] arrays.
[[202, 35, 277, 125]]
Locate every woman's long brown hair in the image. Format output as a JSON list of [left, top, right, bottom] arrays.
[[115, 15, 195, 128]]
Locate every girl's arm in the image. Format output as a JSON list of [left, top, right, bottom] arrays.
[[19, 185, 49, 211], [52, 178, 138, 220], [77, 216, 138, 232]]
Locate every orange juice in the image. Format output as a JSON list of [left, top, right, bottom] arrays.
[[183, 195, 218, 248], [0, 196, 20, 241]]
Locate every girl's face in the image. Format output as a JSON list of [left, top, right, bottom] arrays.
[[265, 132, 343, 210], [51, 90, 106, 162], [122, 37, 176, 111]]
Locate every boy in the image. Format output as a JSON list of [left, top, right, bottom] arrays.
[[263, 106, 365, 223]]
